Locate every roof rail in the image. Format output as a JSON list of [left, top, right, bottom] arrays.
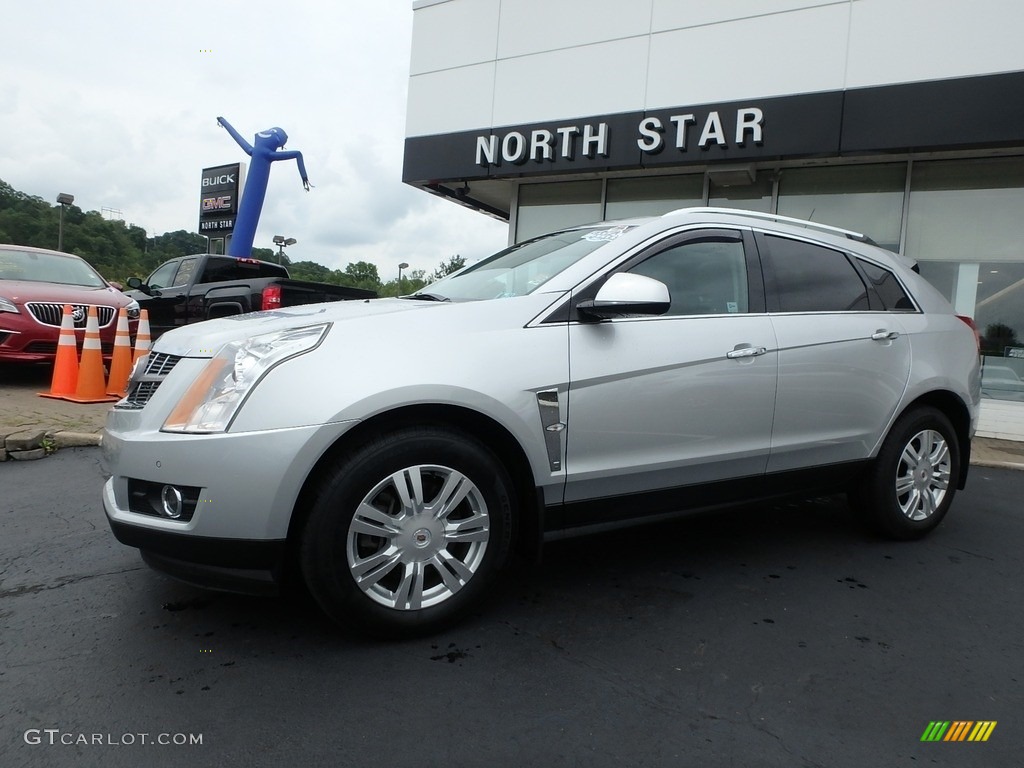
[[663, 207, 874, 244]]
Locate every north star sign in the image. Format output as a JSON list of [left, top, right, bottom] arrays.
[[475, 107, 764, 166]]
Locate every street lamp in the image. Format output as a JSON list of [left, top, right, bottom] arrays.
[[56, 192, 74, 251], [398, 262, 409, 294], [272, 235, 296, 264]]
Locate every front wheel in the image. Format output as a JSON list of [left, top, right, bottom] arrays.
[[299, 427, 514, 637], [850, 407, 960, 540]]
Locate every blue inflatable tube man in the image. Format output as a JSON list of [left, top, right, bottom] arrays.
[[217, 116, 310, 257]]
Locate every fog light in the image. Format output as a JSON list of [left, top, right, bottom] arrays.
[[161, 485, 184, 519]]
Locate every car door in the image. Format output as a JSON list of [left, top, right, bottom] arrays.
[[756, 232, 913, 472], [562, 228, 778, 523], [140, 257, 199, 337]]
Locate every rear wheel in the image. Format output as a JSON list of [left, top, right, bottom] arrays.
[[850, 406, 960, 540], [300, 427, 514, 637]]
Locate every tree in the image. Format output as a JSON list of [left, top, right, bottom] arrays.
[[431, 254, 465, 281], [982, 322, 1019, 356], [339, 261, 382, 293], [288, 260, 337, 283]]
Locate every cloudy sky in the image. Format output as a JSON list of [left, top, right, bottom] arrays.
[[1, 1, 509, 279]]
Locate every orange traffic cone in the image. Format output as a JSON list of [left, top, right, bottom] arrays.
[[106, 308, 133, 396], [39, 304, 80, 399], [133, 308, 151, 364], [64, 306, 119, 404]]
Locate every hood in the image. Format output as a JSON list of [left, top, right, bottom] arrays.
[[0, 280, 131, 306], [153, 294, 566, 359], [154, 298, 442, 358]]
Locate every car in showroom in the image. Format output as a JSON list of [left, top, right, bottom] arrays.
[[0, 244, 139, 363], [101, 208, 981, 637]]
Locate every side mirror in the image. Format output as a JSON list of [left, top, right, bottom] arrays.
[[577, 273, 671, 321], [125, 276, 154, 296]]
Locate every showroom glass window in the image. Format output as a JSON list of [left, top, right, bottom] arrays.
[[906, 157, 1024, 400], [776, 164, 906, 252], [708, 172, 773, 212], [605, 175, 704, 219], [516, 181, 602, 242]]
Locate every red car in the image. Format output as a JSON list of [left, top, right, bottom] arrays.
[[0, 244, 139, 363]]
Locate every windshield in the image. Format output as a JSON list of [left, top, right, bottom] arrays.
[[417, 224, 635, 302], [0, 249, 107, 287]]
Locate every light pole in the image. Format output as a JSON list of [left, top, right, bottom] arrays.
[[398, 262, 409, 294], [272, 235, 296, 264], [56, 192, 74, 251]]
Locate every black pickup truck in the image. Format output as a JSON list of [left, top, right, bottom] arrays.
[[125, 254, 375, 338]]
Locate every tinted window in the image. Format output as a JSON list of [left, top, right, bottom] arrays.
[[172, 258, 199, 287], [857, 259, 915, 310], [766, 235, 869, 312], [629, 236, 748, 316], [200, 257, 243, 282], [146, 261, 179, 290], [200, 257, 288, 282]]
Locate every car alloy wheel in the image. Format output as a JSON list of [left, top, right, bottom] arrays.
[[894, 429, 951, 522], [300, 426, 513, 637], [346, 464, 491, 611], [850, 406, 960, 540]]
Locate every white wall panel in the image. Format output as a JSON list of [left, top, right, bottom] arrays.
[[406, 63, 496, 136], [497, 0, 653, 59], [409, 0, 500, 76], [977, 400, 1024, 441], [492, 37, 650, 126], [652, 0, 848, 32], [646, 3, 850, 108], [846, 0, 1024, 88]]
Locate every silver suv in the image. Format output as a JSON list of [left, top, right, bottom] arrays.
[[102, 208, 981, 636]]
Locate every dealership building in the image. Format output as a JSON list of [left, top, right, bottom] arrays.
[[403, 0, 1024, 440]]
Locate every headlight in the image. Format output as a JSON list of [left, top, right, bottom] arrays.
[[0, 296, 19, 314], [162, 323, 330, 433], [125, 299, 140, 320]]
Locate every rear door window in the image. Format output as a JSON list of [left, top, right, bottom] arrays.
[[761, 234, 870, 312], [172, 258, 199, 288]]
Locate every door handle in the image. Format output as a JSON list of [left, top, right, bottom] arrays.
[[871, 329, 899, 341], [726, 345, 767, 359]]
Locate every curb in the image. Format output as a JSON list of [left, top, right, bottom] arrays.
[[0, 429, 102, 462], [971, 459, 1024, 471], [51, 431, 103, 448]]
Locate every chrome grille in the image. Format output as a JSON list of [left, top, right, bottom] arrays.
[[144, 352, 181, 377], [26, 302, 116, 328], [117, 352, 183, 410]]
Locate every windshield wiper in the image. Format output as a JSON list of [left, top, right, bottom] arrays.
[[403, 293, 450, 302]]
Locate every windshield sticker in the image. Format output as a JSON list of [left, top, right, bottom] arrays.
[[582, 225, 633, 243]]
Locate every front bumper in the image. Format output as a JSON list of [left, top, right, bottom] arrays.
[[108, 518, 285, 595], [102, 407, 358, 592]]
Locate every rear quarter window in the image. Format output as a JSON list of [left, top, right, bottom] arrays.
[[856, 258, 916, 311]]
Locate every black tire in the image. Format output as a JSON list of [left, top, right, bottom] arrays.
[[850, 406, 960, 540], [299, 426, 514, 638]]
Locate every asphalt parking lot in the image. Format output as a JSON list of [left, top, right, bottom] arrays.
[[1, 448, 1021, 768]]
